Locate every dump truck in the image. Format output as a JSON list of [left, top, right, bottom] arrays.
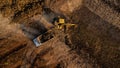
[[33, 30, 54, 47]]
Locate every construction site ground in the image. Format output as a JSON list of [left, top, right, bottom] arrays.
[[0, 0, 120, 68], [0, 12, 99, 68]]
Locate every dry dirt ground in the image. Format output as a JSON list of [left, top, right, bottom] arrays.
[[0, 0, 120, 68], [0, 14, 99, 68]]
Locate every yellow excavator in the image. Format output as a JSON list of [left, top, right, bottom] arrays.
[[54, 17, 65, 29], [33, 16, 76, 47], [54, 16, 76, 30]]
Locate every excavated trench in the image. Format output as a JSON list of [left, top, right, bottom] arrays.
[[19, 9, 60, 40]]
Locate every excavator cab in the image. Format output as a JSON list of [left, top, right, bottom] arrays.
[[57, 18, 65, 29], [53, 16, 65, 29]]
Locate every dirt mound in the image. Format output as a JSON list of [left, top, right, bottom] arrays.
[[0, 0, 43, 23]]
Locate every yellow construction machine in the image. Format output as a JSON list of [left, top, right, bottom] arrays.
[[54, 18, 65, 29], [54, 16, 76, 30], [33, 16, 76, 47]]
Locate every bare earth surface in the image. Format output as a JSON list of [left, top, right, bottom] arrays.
[[0, 0, 120, 68], [0, 14, 99, 68]]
